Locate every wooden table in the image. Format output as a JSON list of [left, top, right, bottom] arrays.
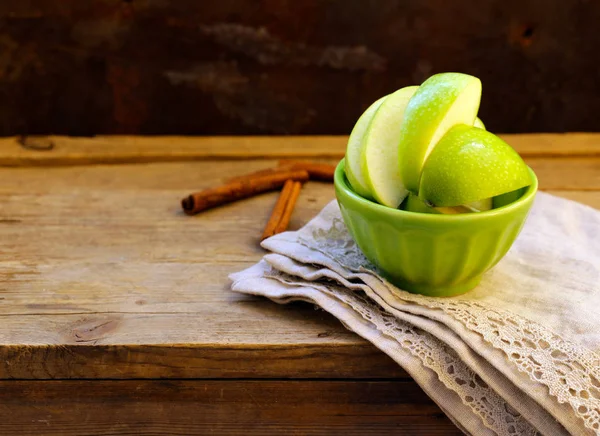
[[0, 134, 598, 435]]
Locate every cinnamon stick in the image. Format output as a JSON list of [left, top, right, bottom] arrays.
[[261, 180, 295, 240], [273, 181, 302, 235], [226, 165, 294, 184], [181, 169, 309, 215], [278, 160, 336, 182]]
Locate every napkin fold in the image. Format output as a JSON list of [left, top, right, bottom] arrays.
[[230, 192, 600, 435]]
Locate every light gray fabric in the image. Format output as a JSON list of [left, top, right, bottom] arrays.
[[230, 192, 600, 435]]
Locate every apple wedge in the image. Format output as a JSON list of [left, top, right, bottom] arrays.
[[402, 193, 438, 213], [419, 124, 531, 207], [361, 86, 418, 207], [403, 193, 491, 214], [493, 188, 527, 209], [397, 73, 482, 193], [345, 97, 387, 198], [465, 197, 492, 212], [474, 117, 486, 130]]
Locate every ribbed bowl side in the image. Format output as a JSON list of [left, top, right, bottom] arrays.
[[340, 202, 531, 290], [334, 159, 537, 296]]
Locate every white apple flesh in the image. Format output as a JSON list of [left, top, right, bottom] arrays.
[[345, 96, 387, 198], [361, 86, 418, 208], [473, 117, 486, 130]]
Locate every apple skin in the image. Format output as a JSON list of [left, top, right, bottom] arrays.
[[397, 72, 482, 193], [361, 86, 418, 208], [345, 96, 386, 199], [493, 187, 527, 208], [419, 124, 532, 207], [402, 193, 440, 213]]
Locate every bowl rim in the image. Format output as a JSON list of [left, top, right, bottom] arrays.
[[334, 158, 538, 222]]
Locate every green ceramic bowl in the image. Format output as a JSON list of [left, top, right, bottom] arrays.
[[334, 159, 538, 297]]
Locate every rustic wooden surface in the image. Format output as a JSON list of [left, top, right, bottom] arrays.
[[0, 135, 598, 434], [0, 1, 599, 135], [1, 133, 600, 166], [0, 380, 461, 435]]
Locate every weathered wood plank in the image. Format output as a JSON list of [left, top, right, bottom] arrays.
[[527, 157, 600, 191], [0, 157, 598, 193], [505, 133, 600, 157], [546, 191, 600, 208], [0, 380, 461, 435], [0, 157, 596, 380], [0, 136, 348, 166], [0, 138, 590, 435], [0, 342, 405, 380], [0, 134, 599, 167], [0, 161, 406, 379], [0, 188, 598, 318]]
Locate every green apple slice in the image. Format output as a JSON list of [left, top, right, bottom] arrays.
[[403, 192, 489, 214], [397, 73, 482, 193], [419, 124, 531, 207], [493, 187, 527, 208], [473, 117, 486, 130], [402, 192, 436, 213], [436, 205, 476, 214], [361, 86, 418, 207], [345, 96, 387, 198], [465, 197, 492, 212]]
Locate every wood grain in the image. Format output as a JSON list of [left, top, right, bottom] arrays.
[[0, 135, 596, 434], [0, 343, 405, 380], [0, 152, 597, 381], [0, 380, 461, 435], [0, 158, 407, 379], [0, 136, 348, 166], [0, 134, 599, 166]]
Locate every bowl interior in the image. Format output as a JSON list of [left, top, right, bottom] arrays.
[[334, 158, 538, 221]]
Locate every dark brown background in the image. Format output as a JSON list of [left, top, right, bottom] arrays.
[[2, 0, 599, 136]]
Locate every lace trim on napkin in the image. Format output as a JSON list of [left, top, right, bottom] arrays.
[[265, 268, 538, 436], [293, 211, 600, 433]]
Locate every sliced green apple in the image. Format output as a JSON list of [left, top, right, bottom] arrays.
[[436, 205, 476, 214], [473, 117, 486, 130], [419, 124, 531, 207], [493, 187, 527, 208], [345, 96, 387, 198], [397, 73, 482, 193], [402, 192, 438, 213], [403, 192, 489, 214], [465, 197, 492, 212], [361, 86, 418, 208]]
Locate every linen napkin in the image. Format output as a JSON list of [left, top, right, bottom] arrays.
[[230, 192, 600, 435]]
